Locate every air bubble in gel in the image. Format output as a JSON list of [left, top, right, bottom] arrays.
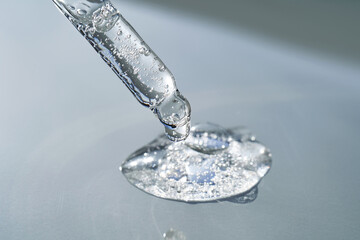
[[53, 0, 191, 141]]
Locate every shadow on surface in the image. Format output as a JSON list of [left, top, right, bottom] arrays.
[[124, 0, 360, 63], [225, 185, 258, 204]]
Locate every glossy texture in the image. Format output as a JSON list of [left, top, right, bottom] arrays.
[[121, 123, 271, 202], [53, 0, 191, 141]]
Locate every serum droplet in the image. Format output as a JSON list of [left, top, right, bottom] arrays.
[[121, 123, 272, 202]]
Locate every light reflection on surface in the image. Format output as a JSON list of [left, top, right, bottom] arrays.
[[0, 0, 359, 239], [121, 123, 271, 202]]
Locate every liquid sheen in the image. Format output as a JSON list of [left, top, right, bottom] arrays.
[[121, 123, 272, 202], [53, 0, 191, 141]]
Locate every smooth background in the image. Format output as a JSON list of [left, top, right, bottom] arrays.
[[1, 0, 359, 239]]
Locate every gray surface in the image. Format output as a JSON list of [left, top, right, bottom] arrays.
[[131, 0, 360, 63], [1, 1, 360, 239]]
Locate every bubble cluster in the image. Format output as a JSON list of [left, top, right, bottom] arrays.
[[53, 0, 191, 141], [121, 123, 272, 202]]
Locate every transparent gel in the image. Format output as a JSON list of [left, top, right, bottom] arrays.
[[53, 0, 191, 141], [53, 1, 272, 203], [121, 123, 272, 202]]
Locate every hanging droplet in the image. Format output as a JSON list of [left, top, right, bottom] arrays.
[[53, 0, 191, 142]]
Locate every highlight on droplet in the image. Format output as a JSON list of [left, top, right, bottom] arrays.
[[52, 0, 191, 141]]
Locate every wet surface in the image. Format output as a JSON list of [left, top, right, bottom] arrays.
[[0, 0, 360, 239], [121, 123, 271, 202]]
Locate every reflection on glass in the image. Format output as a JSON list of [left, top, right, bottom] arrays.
[[163, 228, 186, 240], [121, 123, 272, 202]]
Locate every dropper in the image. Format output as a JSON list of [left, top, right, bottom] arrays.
[[53, 0, 191, 141]]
